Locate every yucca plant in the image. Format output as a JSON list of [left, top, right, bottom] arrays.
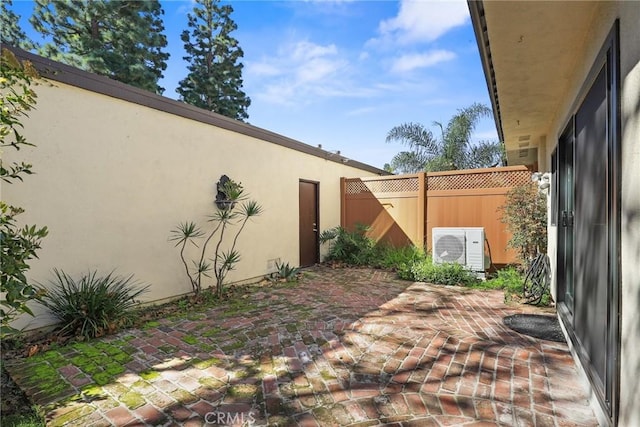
[[273, 261, 300, 282], [170, 176, 263, 297], [38, 270, 148, 339]]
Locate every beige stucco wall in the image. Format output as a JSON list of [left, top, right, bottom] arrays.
[[541, 2, 640, 424], [3, 79, 381, 331]]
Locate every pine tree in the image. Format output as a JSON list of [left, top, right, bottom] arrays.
[[30, 0, 169, 94], [0, 0, 37, 50], [177, 0, 250, 121]]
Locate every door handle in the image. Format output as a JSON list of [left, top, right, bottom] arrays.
[[561, 211, 574, 227], [312, 223, 318, 232]]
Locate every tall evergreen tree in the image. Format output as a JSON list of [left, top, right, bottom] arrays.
[[177, 0, 250, 121], [30, 0, 169, 94], [0, 0, 37, 50]]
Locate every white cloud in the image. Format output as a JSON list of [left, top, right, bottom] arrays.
[[291, 41, 338, 62], [249, 62, 282, 77], [245, 39, 378, 106], [346, 106, 377, 116], [369, 0, 469, 47], [390, 49, 456, 73]]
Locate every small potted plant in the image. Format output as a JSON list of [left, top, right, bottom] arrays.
[[215, 175, 243, 210]]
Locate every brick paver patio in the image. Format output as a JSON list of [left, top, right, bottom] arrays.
[[6, 266, 597, 426]]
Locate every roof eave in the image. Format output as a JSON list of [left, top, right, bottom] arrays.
[[467, 1, 505, 153]]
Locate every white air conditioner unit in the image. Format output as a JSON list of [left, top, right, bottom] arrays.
[[432, 227, 486, 273]]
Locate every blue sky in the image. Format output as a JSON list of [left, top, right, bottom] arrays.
[[12, 0, 498, 170]]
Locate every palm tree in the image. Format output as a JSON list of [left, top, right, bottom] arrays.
[[386, 103, 504, 173]]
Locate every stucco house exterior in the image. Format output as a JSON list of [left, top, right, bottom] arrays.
[[2, 46, 387, 331], [469, 1, 640, 425]]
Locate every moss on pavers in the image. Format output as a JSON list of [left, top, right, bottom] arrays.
[[312, 406, 338, 424], [348, 421, 380, 427], [119, 391, 145, 409], [221, 340, 246, 352], [101, 382, 130, 398], [285, 323, 298, 333], [169, 389, 198, 405], [198, 343, 217, 352], [7, 339, 136, 405], [7, 342, 132, 405], [92, 372, 113, 386], [319, 369, 337, 381], [266, 415, 290, 426], [202, 326, 223, 337], [139, 369, 160, 381], [227, 383, 260, 399], [47, 402, 96, 427], [157, 344, 177, 353], [181, 334, 198, 345], [192, 357, 222, 370], [142, 320, 161, 329], [198, 377, 226, 389]]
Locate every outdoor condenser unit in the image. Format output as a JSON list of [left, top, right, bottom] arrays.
[[432, 227, 486, 273]]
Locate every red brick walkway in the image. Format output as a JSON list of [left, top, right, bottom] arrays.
[[7, 266, 597, 426]]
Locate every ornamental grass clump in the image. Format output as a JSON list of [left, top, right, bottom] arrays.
[[38, 269, 149, 339]]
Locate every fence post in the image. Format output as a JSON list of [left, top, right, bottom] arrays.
[[419, 172, 426, 248], [340, 177, 346, 228]]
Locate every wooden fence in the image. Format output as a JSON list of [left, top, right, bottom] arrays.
[[340, 166, 532, 266]]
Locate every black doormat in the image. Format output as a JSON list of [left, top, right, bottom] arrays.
[[503, 314, 566, 343]]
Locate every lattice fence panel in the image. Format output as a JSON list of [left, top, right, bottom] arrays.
[[427, 170, 531, 191], [345, 177, 420, 195], [345, 180, 369, 194]]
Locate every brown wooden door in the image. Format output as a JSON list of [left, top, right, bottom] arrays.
[[299, 180, 319, 267]]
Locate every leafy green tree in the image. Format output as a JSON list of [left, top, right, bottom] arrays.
[[500, 182, 548, 264], [30, 0, 169, 94], [386, 103, 503, 173], [0, 0, 37, 50], [177, 0, 250, 121], [1, 48, 48, 338]]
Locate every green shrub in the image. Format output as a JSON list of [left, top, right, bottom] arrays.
[[1, 48, 48, 339], [500, 182, 547, 264], [372, 244, 427, 270], [1, 408, 45, 427], [38, 270, 149, 339], [319, 224, 376, 265], [402, 256, 480, 287], [487, 266, 524, 292]]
